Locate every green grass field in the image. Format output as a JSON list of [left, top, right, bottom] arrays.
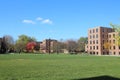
[[0, 54, 120, 80]]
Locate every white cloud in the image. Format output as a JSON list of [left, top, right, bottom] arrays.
[[22, 17, 53, 25], [42, 19, 53, 24], [36, 17, 43, 21], [22, 20, 35, 24]]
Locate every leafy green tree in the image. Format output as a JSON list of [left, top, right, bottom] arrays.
[[15, 35, 36, 53], [77, 37, 88, 52]]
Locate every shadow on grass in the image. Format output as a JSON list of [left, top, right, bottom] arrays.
[[72, 75, 120, 80]]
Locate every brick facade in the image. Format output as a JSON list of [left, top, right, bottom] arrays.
[[85, 26, 120, 55], [40, 39, 57, 53]]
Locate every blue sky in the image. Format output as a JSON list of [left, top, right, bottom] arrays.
[[0, 0, 120, 41]]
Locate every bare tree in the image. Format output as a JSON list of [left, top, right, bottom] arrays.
[[65, 39, 78, 53], [52, 41, 66, 53], [3, 35, 14, 53]]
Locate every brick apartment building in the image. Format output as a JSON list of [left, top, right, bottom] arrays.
[[40, 39, 57, 53], [85, 26, 120, 55]]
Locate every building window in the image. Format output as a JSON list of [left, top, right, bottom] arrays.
[[96, 46, 98, 50], [93, 41, 95, 44], [114, 52, 116, 55], [110, 46, 111, 50], [102, 29, 104, 32], [113, 46, 115, 50], [109, 35, 111, 38], [109, 40, 111, 43], [90, 46, 92, 50], [113, 34, 115, 37], [93, 46, 95, 49], [90, 30, 91, 33], [113, 40, 115, 44], [96, 34, 98, 38], [107, 40, 108, 42], [103, 40, 104, 44], [103, 46, 105, 50], [106, 35, 108, 38], [90, 41, 92, 44], [96, 40, 98, 44], [96, 52, 98, 55], [96, 28, 98, 32], [93, 29, 95, 33], [111, 29, 113, 32], [93, 35, 95, 38], [102, 34, 104, 38], [90, 35, 92, 39], [87, 46, 88, 48], [90, 52, 92, 54], [109, 29, 113, 32]]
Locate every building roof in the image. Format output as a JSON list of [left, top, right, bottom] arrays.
[[89, 26, 112, 30]]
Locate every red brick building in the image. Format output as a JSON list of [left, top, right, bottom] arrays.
[[85, 26, 120, 55], [40, 39, 57, 53]]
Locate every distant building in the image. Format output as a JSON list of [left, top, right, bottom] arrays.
[[40, 39, 57, 53], [0, 38, 2, 50], [35, 42, 41, 51], [85, 26, 120, 55]]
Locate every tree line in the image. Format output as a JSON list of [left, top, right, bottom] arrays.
[[0, 34, 87, 54], [1, 23, 120, 54], [52, 38, 88, 54]]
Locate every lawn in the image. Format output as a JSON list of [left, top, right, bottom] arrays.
[[0, 54, 120, 80]]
